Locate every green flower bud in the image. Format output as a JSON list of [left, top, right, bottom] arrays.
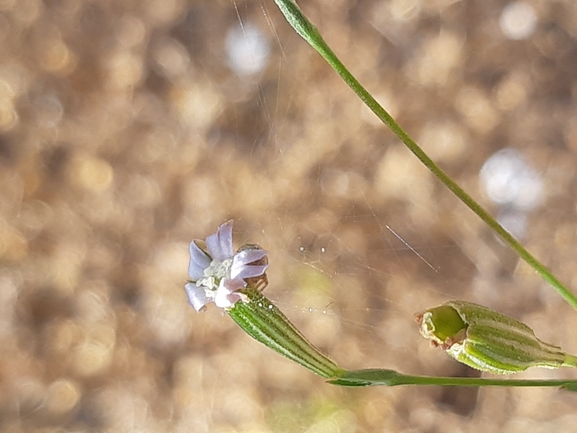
[[416, 301, 577, 375]]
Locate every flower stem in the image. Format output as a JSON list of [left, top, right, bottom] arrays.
[[329, 368, 577, 389], [272, 0, 577, 310]]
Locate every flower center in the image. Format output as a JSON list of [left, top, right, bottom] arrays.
[[196, 258, 233, 291]]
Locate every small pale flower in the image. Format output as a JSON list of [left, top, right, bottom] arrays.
[[185, 220, 269, 312]]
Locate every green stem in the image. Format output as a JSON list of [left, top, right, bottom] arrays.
[[329, 368, 577, 389], [272, 0, 577, 310]]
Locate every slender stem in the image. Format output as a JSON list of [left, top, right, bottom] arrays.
[[329, 368, 577, 389], [272, 0, 577, 310]]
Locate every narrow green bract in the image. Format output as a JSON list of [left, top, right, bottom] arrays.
[[227, 287, 342, 379]]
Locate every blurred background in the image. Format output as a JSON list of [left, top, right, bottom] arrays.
[[2, 0, 577, 431]]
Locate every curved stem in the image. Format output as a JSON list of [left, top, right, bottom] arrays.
[[272, 0, 577, 310]]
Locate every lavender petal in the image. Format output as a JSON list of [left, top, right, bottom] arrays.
[[206, 220, 234, 261], [234, 248, 268, 265], [184, 282, 212, 312], [188, 240, 211, 280], [232, 264, 269, 280], [223, 276, 248, 292]]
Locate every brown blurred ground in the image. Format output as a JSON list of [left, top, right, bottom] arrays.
[[1, 0, 577, 432]]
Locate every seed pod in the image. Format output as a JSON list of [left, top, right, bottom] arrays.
[[416, 301, 577, 375]]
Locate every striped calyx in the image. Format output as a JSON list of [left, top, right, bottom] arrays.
[[416, 301, 577, 375], [227, 287, 343, 379]]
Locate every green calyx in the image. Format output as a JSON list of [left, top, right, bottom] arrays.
[[227, 287, 343, 379], [418, 301, 577, 374]]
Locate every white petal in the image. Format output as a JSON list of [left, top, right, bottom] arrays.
[[214, 284, 246, 309]]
